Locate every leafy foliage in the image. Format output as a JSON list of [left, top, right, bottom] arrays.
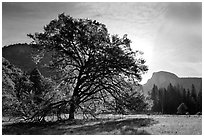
[[2, 57, 24, 116], [2, 58, 63, 121], [28, 13, 148, 119], [114, 82, 149, 114]]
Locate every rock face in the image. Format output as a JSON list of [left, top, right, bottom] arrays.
[[179, 78, 202, 93], [143, 71, 202, 94], [3, 43, 36, 72], [2, 43, 54, 77]]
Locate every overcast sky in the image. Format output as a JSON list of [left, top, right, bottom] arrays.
[[2, 2, 202, 84]]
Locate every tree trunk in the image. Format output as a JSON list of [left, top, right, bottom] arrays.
[[69, 84, 80, 120], [69, 102, 75, 120]]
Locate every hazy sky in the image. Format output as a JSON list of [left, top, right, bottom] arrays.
[[2, 2, 202, 84]]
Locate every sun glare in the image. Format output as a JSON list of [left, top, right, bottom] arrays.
[[131, 38, 154, 84]]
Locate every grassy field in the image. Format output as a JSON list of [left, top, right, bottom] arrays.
[[2, 114, 202, 135]]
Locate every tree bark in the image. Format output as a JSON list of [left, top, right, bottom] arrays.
[[69, 102, 76, 120]]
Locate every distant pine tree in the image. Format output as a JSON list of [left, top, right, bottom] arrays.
[[149, 82, 200, 115]]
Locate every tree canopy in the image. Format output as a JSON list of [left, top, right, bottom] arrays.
[[28, 13, 148, 119]]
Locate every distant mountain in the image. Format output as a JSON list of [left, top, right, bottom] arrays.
[[143, 71, 202, 94], [2, 43, 54, 77], [179, 77, 202, 92]]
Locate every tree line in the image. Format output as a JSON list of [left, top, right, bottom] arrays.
[[150, 83, 202, 114]]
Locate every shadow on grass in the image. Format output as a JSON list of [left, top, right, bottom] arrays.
[[2, 118, 158, 135]]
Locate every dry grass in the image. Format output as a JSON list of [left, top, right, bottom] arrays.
[[2, 114, 202, 135], [2, 116, 156, 135]]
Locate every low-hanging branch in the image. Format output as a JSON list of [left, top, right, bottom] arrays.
[[28, 13, 148, 120]]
